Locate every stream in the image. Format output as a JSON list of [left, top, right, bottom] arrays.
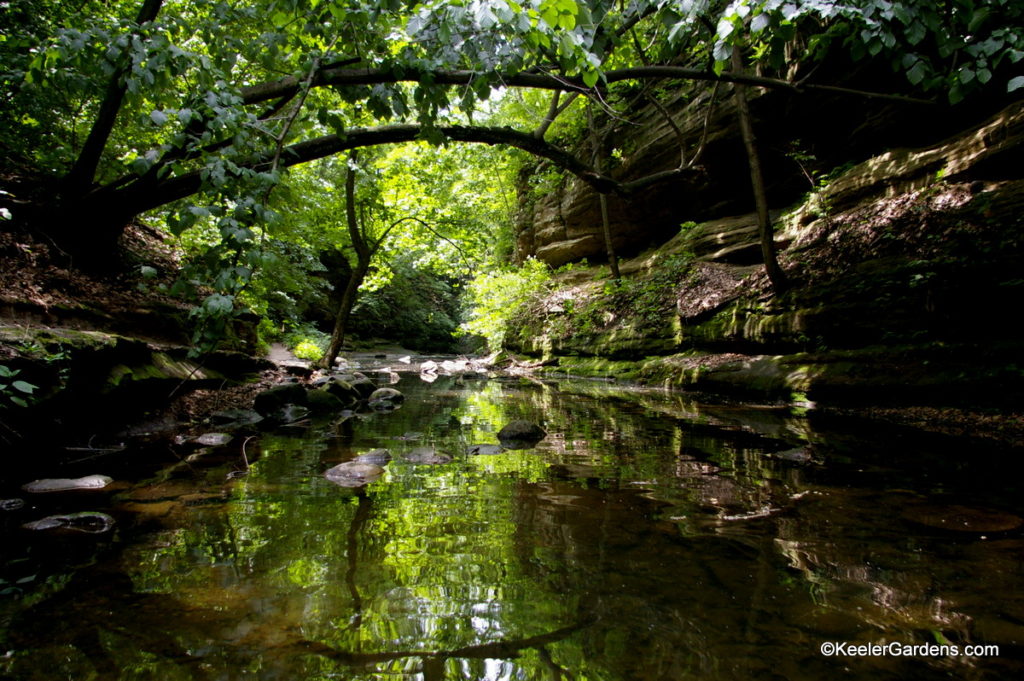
[[2, 365, 1023, 680]]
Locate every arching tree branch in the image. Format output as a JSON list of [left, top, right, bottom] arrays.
[[106, 124, 620, 218], [239, 65, 935, 109]]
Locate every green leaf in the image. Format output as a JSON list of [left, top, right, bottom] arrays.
[[9, 396, 28, 408], [582, 69, 599, 88], [0, 366, 15, 378], [1009, 76, 1024, 92], [12, 380, 36, 394], [906, 61, 927, 86], [150, 109, 168, 126]]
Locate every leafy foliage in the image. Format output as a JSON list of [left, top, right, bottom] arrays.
[[0, 365, 38, 409], [459, 258, 553, 352]]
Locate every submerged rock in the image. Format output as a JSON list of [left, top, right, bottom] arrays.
[[21, 475, 113, 493], [902, 503, 1023, 533], [354, 449, 392, 466], [467, 444, 504, 456], [324, 461, 385, 487], [22, 512, 115, 534], [403, 447, 452, 465], [497, 420, 547, 449]]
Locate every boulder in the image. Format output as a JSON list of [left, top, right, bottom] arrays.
[[497, 420, 547, 449], [1, 499, 25, 511], [307, 388, 346, 413], [22, 512, 115, 533], [420, 360, 439, 374], [253, 382, 308, 416], [341, 372, 378, 398], [324, 461, 385, 488], [22, 475, 113, 493], [322, 377, 362, 404]]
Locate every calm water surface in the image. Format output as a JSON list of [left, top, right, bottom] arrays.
[[2, 371, 1023, 680]]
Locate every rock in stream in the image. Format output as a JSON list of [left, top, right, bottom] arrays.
[[324, 461, 386, 488], [21, 475, 113, 493]]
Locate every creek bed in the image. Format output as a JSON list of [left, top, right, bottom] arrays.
[[2, 373, 1022, 680]]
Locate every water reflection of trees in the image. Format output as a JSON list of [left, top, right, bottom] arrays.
[[4, 377, 1023, 680]]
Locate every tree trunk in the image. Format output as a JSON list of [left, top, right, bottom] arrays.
[[319, 152, 371, 369], [320, 259, 369, 369], [731, 50, 788, 294], [587, 101, 620, 279], [62, 0, 165, 196]]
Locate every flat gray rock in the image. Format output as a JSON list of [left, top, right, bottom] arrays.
[[21, 475, 113, 493]]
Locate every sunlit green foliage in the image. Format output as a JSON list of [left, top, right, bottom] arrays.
[[459, 258, 552, 352]]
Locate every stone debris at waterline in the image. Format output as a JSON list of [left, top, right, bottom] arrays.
[[21, 475, 113, 493]]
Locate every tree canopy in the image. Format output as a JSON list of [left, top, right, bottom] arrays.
[[2, 0, 1022, 349]]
